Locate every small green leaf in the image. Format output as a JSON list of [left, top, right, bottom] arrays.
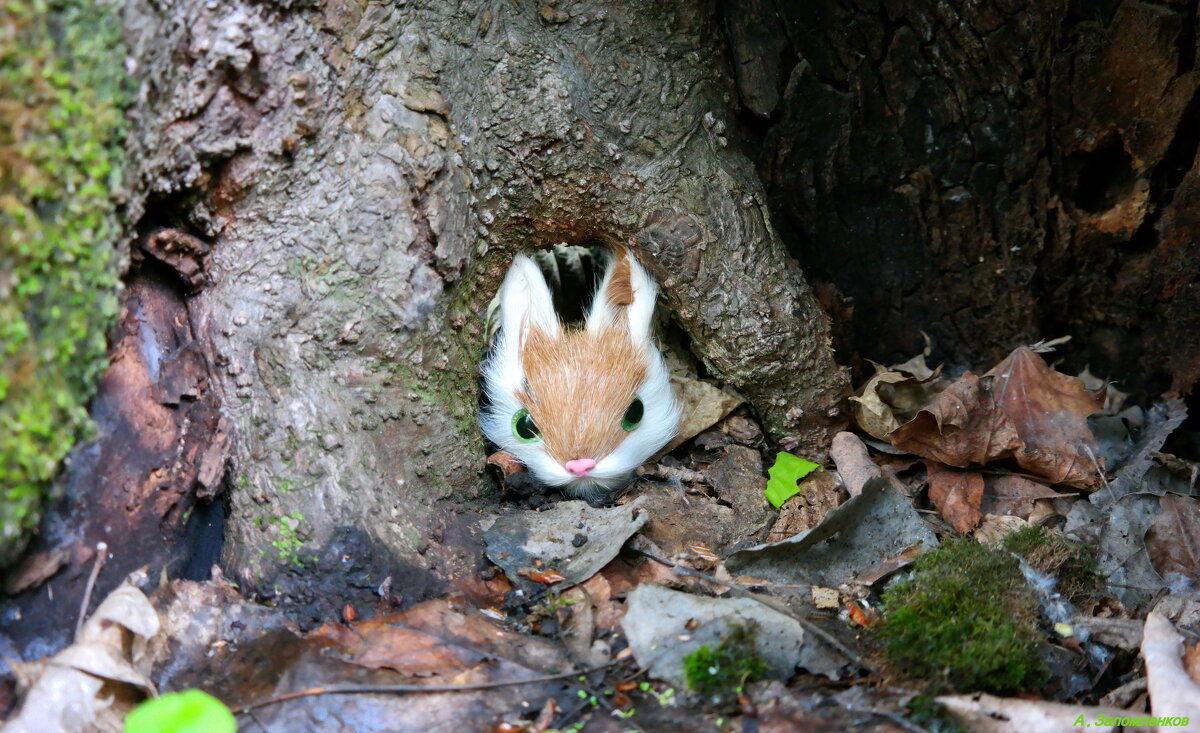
[[124, 690, 236, 733], [764, 451, 821, 509]]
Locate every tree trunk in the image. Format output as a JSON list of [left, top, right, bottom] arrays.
[[101, 0, 849, 615], [736, 0, 1200, 398]]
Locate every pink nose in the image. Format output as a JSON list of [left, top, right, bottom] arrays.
[[565, 458, 596, 477]]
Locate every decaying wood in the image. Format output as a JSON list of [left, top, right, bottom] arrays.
[[1, 267, 225, 653], [737, 0, 1200, 396]]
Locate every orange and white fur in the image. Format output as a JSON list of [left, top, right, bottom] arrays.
[[481, 249, 680, 498]]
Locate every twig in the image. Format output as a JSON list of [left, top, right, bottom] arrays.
[[1082, 443, 1116, 504], [76, 541, 108, 637], [628, 549, 868, 671], [230, 659, 627, 715]]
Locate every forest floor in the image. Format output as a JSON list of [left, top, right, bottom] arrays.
[[5, 340, 1200, 733]]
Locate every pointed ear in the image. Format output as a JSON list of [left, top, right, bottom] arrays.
[[586, 250, 658, 343], [499, 255, 561, 353]]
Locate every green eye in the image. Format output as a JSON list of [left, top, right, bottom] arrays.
[[512, 408, 542, 443], [621, 397, 644, 431]]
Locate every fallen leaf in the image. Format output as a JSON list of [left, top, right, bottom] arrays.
[[4, 574, 159, 733], [729, 477, 938, 588], [891, 372, 1022, 467], [481, 498, 648, 593], [1185, 643, 1200, 686], [3, 548, 69, 595], [925, 461, 985, 533], [517, 567, 566, 585], [849, 369, 916, 440], [1074, 493, 1166, 608], [256, 598, 578, 730], [765, 451, 821, 509], [1145, 494, 1200, 582], [531, 697, 557, 732], [663, 376, 742, 451], [846, 601, 880, 628], [486, 451, 525, 477], [982, 474, 1074, 518], [1095, 398, 1188, 506], [852, 544, 924, 586], [891, 347, 1108, 489], [987, 347, 1104, 487], [125, 690, 235, 733]]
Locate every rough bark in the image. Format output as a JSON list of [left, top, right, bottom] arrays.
[[95, 0, 848, 611], [736, 0, 1200, 398]]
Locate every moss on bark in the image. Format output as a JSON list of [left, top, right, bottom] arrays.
[[0, 0, 128, 565]]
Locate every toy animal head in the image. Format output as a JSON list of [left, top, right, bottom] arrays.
[[480, 249, 680, 498]]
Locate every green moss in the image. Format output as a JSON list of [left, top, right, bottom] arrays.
[[682, 622, 769, 711], [266, 511, 307, 568], [876, 538, 1049, 694], [0, 0, 129, 566], [1003, 525, 1100, 605]]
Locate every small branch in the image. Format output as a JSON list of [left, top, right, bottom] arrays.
[[230, 659, 626, 716], [76, 542, 108, 637], [629, 549, 869, 671]]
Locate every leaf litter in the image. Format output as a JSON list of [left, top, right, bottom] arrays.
[[9, 341, 1200, 733]]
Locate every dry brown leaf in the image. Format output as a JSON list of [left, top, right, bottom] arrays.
[[853, 543, 924, 586], [891, 373, 1022, 467], [663, 376, 742, 451], [517, 567, 566, 585], [849, 369, 916, 440], [1145, 494, 1200, 582], [486, 451, 525, 476], [849, 362, 943, 440], [982, 475, 1074, 518], [312, 600, 557, 679], [987, 347, 1104, 487], [1185, 643, 1200, 686], [925, 461, 985, 533]]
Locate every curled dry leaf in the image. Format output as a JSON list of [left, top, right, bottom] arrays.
[[850, 369, 919, 440], [663, 376, 743, 452], [925, 461, 985, 534], [487, 451, 525, 477], [891, 372, 1023, 467], [517, 567, 566, 585], [987, 347, 1104, 487], [846, 601, 881, 628], [891, 347, 1105, 488], [848, 362, 942, 441]]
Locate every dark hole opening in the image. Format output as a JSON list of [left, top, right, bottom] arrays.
[[1067, 140, 1136, 214]]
